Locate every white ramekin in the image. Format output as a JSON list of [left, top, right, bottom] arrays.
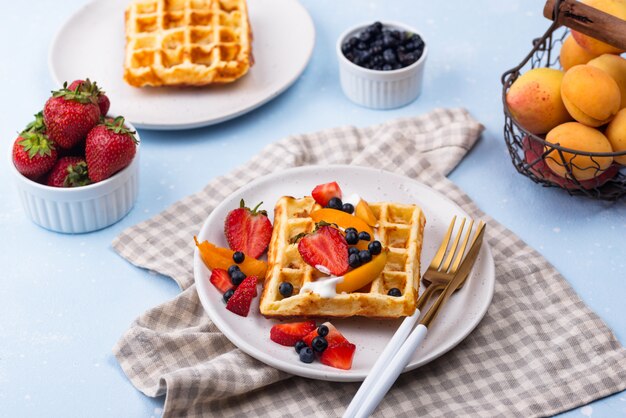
[[9, 120, 140, 234], [337, 21, 428, 109]]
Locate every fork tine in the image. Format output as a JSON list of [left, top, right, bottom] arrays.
[[440, 218, 466, 272], [428, 216, 457, 270], [448, 219, 474, 275]]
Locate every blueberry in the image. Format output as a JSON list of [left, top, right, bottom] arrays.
[[317, 324, 329, 337], [341, 43, 353, 55], [359, 31, 371, 43], [373, 65, 383, 71], [348, 247, 360, 256], [223, 288, 235, 303], [349, 253, 362, 268], [383, 49, 397, 64], [358, 250, 372, 263], [357, 42, 368, 50], [401, 53, 418, 66], [342, 203, 355, 214], [390, 30, 401, 39], [383, 35, 397, 48], [368, 240, 383, 255], [392, 63, 402, 70], [345, 227, 358, 235], [382, 64, 392, 71], [345, 231, 359, 245], [398, 45, 407, 53], [373, 21, 383, 31], [358, 231, 371, 241], [388, 288, 402, 297], [232, 251, 245, 264], [228, 265, 240, 277], [372, 55, 384, 66], [279, 282, 294, 298], [345, 52, 355, 62], [327, 197, 343, 210], [354, 56, 365, 66], [230, 270, 246, 286], [295, 340, 307, 354], [360, 50, 372, 63], [404, 42, 415, 52], [348, 37, 358, 48], [299, 347, 315, 363], [372, 39, 384, 48], [371, 45, 383, 55], [311, 336, 328, 352]]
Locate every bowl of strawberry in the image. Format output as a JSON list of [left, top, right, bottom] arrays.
[[9, 79, 140, 233]]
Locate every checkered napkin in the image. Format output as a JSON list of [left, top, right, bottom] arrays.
[[112, 108, 626, 417]]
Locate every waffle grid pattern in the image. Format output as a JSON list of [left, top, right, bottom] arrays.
[[124, 0, 253, 87], [259, 196, 425, 319]]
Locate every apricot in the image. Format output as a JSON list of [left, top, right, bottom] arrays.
[[588, 54, 626, 109], [506, 68, 572, 134], [559, 35, 600, 71], [561, 65, 621, 127], [545, 122, 613, 180], [571, 0, 626, 55], [605, 108, 626, 165]]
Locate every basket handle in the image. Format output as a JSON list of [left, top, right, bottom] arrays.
[[543, 0, 626, 50]]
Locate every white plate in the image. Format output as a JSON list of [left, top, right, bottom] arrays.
[[194, 165, 495, 382], [49, 0, 315, 130]]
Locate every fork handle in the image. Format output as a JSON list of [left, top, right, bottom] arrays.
[[351, 324, 429, 418], [343, 310, 420, 418]]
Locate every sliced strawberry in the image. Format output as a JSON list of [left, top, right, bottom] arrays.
[[303, 322, 348, 347], [311, 182, 342, 207], [225, 275, 257, 317], [224, 200, 273, 259], [320, 342, 356, 370], [270, 320, 317, 346], [298, 225, 349, 276], [209, 268, 231, 293]]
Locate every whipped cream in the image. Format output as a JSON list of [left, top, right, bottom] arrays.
[[301, 275, 344, 298]]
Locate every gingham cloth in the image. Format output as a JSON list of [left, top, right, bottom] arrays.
[[112, 108, 626, 417]]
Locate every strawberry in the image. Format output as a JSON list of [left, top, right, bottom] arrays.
[[303, 322, 348, 347], [311, 182, 342, 207], [12, 112, 58, 179], [68, 79, 110, 116], [297, 224, 349, 276], [224, 200, 272, 258], [45, 156, 90, 188], [320, 342, 356, 370], [209, 268, 232, 293], [43, 81, 101, 149], [225, 275, 257, 316], [85, 116, 138, 182], [270, 320, 317, 346]]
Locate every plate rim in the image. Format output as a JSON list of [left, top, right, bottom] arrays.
[[48, 0, 316, 130], [194, 165, 495, 381]]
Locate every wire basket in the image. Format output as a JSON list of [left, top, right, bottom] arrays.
[[501, 13, 626, 201]]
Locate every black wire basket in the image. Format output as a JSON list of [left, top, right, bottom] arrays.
[[501, 9, 626, 201]]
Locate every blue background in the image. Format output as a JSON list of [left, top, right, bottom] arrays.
[[0, 0, 624, 417]]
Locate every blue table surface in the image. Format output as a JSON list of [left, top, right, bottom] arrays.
[[1, 0, 625, 417]]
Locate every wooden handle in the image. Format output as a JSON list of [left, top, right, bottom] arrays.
[[544, 0, 626, 50]]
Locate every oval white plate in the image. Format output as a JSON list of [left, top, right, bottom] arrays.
[[49, 0, 315, 130], [194, 165, 495, 381]]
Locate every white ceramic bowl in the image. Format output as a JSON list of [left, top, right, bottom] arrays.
[[9, 121, 140, 234], [336, 21, 428, 109]]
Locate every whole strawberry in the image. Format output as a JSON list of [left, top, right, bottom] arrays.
[[85, 116, 138, 183], [12, 112, 58, 179], [43, 81, 101, 149], [45, 156, 90, 188], [224, 200, 273, 258], [68, 79, 110, 116]]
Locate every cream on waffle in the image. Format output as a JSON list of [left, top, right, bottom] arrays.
[[124, 0, 253, 87], [259, 196, 426, 319]]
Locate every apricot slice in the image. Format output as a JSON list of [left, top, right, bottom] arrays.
[[194, 237, 267, 278], [336, 249, 388, 293], [310, 208, 374, 237], [355, 199, 378, 227]]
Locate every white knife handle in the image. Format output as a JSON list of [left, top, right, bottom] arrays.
[[343, 310, 420, 418], [353, 324, 429, 418]]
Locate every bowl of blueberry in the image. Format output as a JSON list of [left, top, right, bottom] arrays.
[[337, 21, 427, 109]]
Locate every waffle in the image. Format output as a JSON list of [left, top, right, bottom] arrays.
[[124, 0, 253, 87], [259, 196, 426, 319]]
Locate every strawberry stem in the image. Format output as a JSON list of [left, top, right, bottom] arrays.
[[102, 116, 138, 144]]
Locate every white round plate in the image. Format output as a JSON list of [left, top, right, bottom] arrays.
[[49, 0, 315, 130], [194, 165, 495, 382]]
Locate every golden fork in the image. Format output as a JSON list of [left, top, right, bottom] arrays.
[[343, 217, 486, 418]]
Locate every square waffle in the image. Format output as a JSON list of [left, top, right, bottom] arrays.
[[124, 0, 253, 87], [259, 196, 426, 319]]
